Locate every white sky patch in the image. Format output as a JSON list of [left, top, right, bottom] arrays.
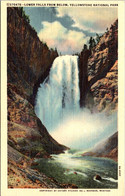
[[38, 21, 89, 54], [56, 7, 117, 33]]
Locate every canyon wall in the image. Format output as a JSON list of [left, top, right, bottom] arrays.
[[82, 132, 118, 162], [79, 19, 118, 114], [79, 20, 118, 161], [7, 7, 67, 159]]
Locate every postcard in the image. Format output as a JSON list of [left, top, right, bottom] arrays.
[[1, 0, 125, 195]]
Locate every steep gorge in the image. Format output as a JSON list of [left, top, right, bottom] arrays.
[[7, 7, 67, 161], [7, 7, 118, 188]]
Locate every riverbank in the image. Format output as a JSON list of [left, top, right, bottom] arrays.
[[8, 145, 78, 188]]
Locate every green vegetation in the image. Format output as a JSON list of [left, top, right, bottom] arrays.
[[89, 36, 96, 49], [18, 7, 30, 24], [29, 109, 36, 118], [95, 33, 101, 44], [30, 144, 46, 157], [83, 44, 88, 50], [88, 33, 101, 50]]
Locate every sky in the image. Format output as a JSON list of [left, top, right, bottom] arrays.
[[24, 7, 117, 55]]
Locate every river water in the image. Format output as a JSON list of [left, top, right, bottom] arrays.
[[33, 151, 118, 189]]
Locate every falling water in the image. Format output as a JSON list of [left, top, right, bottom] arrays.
[[35, 55, 117, 149], [35, 55, 80, 131]]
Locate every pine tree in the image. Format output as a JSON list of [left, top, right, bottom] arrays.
[[89, 37, 96, 49], [83, 44, 88, 50], [96, 33, 100, 44]]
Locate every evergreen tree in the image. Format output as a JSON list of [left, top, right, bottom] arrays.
[[89, 37, 96, 49], [89, 37, 93, 49], [83, 44, 88, 50], [92, 38, 96, 48], [19, 7, 30, 23], [96, 33, 100, 44]]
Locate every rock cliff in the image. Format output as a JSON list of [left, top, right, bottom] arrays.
[[78, 49, 91, 107], [7, 7, 67, 160], [7, 7, 58, 104], [79, 20, 118, 161], [79, 19, 118, 113], [82, 132, 118, 162]]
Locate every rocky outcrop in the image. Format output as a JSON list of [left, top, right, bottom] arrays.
[[88, 20, 118, 113], [82, 132, 118, 162], [7, 7, 67, 160], [90, 60, 118, 113], [78, 49, 91, 107], [8, 145, 74, 188], [79, 19, 118, 113]]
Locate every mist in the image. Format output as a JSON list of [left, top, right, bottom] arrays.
[[51, 110, 117, 150], [35, 55, 117, 151]]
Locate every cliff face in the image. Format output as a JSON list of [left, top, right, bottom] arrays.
[[7, 7, 67, 160], [78, 49, 91, 107], [79, 20, 118, 161], [82, 132, 118, 162], [79, 20, 118, 113], [88, 19, 118, 113], [7, 7, 58, 104]]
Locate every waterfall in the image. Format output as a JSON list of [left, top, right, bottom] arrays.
[[35, 55, 117, 149], [35, 55, 80, 132]]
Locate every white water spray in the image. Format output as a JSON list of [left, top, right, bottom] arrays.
[[35, 55, 117, 150]]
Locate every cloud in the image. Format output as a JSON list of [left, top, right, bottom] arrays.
[[56, 7, 117, 33], [38, 21, 89, 54], [37, 7, 117, 54]]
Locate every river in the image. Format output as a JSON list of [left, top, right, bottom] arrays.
[[32, 150, 118, 189]]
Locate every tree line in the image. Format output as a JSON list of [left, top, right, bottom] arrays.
[[18, 7, 30, 24], [83, 33, 102, 51]]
